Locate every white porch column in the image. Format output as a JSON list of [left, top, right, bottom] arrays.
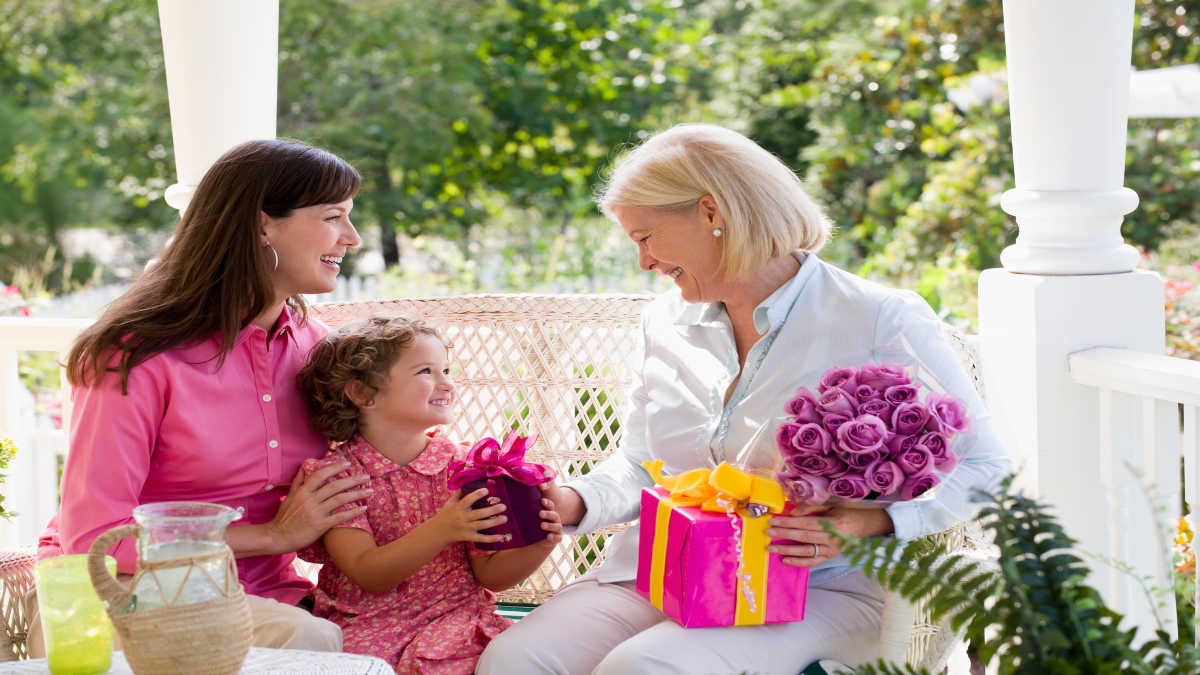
[[979, 0, 1171, 638], [157, 0, 279, 212]]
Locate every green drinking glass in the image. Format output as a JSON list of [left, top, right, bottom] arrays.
[[35, 554, 117, 675]]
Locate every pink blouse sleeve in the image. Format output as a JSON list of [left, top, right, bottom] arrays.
[[56, 361, 168, 575]]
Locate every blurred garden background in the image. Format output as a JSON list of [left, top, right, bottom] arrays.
[[2, 0, 1200, 344]]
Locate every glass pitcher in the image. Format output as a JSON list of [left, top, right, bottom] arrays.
[[126, 502, 242, 611]]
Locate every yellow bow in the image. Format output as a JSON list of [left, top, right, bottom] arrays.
[[643, 460, 786, 515], [642, 460, 787, 626]]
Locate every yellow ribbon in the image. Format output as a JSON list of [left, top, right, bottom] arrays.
[[643, 460, 785, 625]]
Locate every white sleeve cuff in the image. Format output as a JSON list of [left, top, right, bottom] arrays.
[[560, 478, 605, 535], [886, 501, 925, 542]]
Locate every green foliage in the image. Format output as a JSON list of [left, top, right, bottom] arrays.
[[0, 438, 16, 520], [835, 477, 1198, 675]]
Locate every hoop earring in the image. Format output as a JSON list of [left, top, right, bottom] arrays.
[[713, 228, 722, 237], [264, 243, 279, 274]]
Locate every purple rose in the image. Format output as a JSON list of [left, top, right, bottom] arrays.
[[785, 453, 848, 479], [790, 423, 834, 456], [899, 473, 940, 501], [886, 433, 921, 458], [883, 384, 920, 407], [818, 387, 858, 416], [891, 401, 931, 436], [845, 449, 885, 471], [865, 459, 905, 496], [821, 412, 853, 436], [854, 384, 884, 403], [859, 362, 911, 391], [829, 474, 871, 502], [785, 389, 824, 425], [925, 392, 973, 435], [859, 398, 891, 418], [895, 445, 935, 476], [918, 432, 960, 473], [778, 471, 832, 505], [836, 414, 889, 455], [776, 423, 804, 456], [818, 367, 859, 394]]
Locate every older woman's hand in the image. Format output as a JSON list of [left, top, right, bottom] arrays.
[[765, 504, 895, 567]]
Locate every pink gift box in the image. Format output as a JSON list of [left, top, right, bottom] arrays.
[[635, 486, 810, 628]]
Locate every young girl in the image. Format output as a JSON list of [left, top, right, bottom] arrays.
[[296, 315, 563, 674]]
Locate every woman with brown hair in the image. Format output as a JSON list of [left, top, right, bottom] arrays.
[[33, 139, 369, 652]]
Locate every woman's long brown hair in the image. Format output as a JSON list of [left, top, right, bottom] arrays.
[[67, 139, 361, 393]]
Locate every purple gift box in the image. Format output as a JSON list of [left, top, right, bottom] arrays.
[[448, 431, 556, 551]]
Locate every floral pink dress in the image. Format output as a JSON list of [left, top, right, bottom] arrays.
[[299, 430, 512, 674]]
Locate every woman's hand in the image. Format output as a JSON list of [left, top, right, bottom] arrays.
[[765, 504, 895, 567], [261, 462, 374, 554], [429, 488, 509, 545], [534, 484, 565, 550], [536, 479, 586, 526]]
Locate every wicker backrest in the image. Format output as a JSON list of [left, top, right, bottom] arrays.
[[310, 294, 988, 606], [0, 544, 37, 661], [311, 294, 653, 603]]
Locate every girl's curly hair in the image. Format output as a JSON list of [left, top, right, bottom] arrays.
[[298, 315, 448, 442]]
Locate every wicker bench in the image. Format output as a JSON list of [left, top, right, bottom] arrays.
[[2, 293, 995, 670]]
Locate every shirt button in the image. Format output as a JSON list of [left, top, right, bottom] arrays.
[[268, 440, 279, 448], [263, 484, 274, 492], [262, 394, 272, 402]]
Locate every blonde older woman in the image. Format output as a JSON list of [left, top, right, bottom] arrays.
[[477, 124, 1010, 675]]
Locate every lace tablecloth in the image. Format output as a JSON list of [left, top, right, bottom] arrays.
[[0, 648, 393, 674]]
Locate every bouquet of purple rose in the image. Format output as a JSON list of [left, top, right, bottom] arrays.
[[743, 357, 975, 508]]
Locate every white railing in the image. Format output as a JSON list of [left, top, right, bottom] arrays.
[[0, 318, 92, 547], [1069, 347, 1200, 643]]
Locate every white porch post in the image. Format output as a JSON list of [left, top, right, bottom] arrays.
[[157, 0, 279, 212], [979, 0, 1172, 638]]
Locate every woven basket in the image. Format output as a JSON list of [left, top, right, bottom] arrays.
[[88, 524, 251, 675]]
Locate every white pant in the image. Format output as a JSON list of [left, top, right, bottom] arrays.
[[477, 570, 886, 675], [26, 589, 342, 658]]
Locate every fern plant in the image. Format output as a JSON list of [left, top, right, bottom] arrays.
[[832, 476, 1197, 675]]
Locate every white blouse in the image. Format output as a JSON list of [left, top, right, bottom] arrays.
[[562, 253, 1012, 586]]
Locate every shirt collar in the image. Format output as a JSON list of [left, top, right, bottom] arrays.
[[231, 304, 299, 349], [674, 251, 811, 334], [345, 430, 457, 478]]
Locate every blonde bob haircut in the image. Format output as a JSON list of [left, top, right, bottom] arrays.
[[596, 124, 832, 280]]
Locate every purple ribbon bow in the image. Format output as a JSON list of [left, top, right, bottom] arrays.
[[447, 430, 555, 490]]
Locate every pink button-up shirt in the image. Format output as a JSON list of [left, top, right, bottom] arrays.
[[38, 306, 330, 605]]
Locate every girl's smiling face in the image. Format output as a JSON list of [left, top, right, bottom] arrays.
[[612, 195, 727, 304], [359, 334, 456, 433]]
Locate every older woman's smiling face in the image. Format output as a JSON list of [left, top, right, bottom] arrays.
[[613, 196, 726, 304]]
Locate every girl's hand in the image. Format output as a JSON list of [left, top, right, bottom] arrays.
[[764, 505, 895, 567], [431, 488, 509, 545], [264, 462, 374, 553], [534, 490, 564, 550]]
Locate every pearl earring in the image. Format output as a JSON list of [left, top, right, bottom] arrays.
[[713, 228, 722, 237]]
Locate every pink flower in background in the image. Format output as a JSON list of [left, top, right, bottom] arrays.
[[775, 361, 972, 506], [818, 367, 859, 393]]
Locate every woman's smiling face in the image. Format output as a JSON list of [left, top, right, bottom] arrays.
[[261, 198, 362, 299], [613, 196, 726, 303]]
